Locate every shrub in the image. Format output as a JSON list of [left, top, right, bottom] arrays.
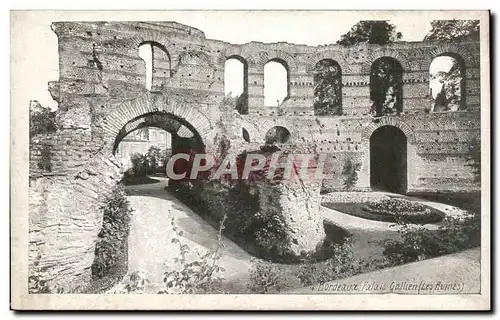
[[246, 259, 286, 293], [106, 271, 150, 294], [341, 158, 361, 190], [157, 215, 227, 294], [295, 241, 359, 287], [382, 212, 480, 265], [121, 153, 148, 185], [91, 185, 133, 279]]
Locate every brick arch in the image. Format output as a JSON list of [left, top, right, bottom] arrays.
[[422, 42, 478, 69], [361, 49, 411, 73], [219, 47, 257, 69], [238, 118, 264, 142], [362, 117, 415, 143], [101, 94, 213, 152], [253, 50, 298, 72], [304, 51, 346, 73], [258, 119, 298, 144], [130, 32, 176, 56]]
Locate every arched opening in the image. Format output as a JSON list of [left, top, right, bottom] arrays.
[[265, 126, 291, 145], [113, 111, 205, 185], [264, 59, 289, 106], [370, 57, 403, 116], [115, 127, 172, 177], [224, 56, 249, 114], [138, 41, 172, 91], [314, 59, 342, 115], [429, 53, 465, 112], [370, 125, 407, 193]]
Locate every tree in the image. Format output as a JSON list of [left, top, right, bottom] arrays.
[[370, 58, 403, 116], [146, 146, 161, 174], [313, 60, 342, 116], [337, 20, 402, 46], [424, 20, 479, 42]]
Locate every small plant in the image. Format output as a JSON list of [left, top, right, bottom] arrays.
[[91, 185, 133, 279], [246, 259, 286, 293], [341, 158, 361, 190], [107, 271, 150, 294], [157, 215, 227, 294]]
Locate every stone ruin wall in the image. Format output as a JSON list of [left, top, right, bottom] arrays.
[[28, 21, 481, 291]]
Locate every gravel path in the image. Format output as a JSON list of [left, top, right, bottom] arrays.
[[113, 177, 253, 293]]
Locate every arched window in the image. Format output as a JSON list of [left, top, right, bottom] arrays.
[[429, 54, 465, 112], [370, 57, 403, 116], [314, 59, 342, 115], [265, 126, 291, 144], [264, 59, 289, 106], [224, 56, 248, 114], [138, 41, 172, 91]]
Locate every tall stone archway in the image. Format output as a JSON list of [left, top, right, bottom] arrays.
[[370, 125, 407, 193]]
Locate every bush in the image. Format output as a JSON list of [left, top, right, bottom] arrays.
[[295, 241, 360, 287], [157, 215, 226, 294], [247, 259, 286, 293], [91, 185, 133, 279], [382, 212, 480, 265], [341, 158, 361, 190], [121, 153, 148, 185]]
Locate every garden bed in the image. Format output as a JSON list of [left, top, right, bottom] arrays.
[[323, 198, 445, 224]]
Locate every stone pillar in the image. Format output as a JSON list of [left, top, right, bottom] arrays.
[[257, 179, 326, 256]]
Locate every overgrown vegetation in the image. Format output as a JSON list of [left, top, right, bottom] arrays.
[[313, 59, 342, 116], [91, 185, 133, 279], [337, 20, 403, 46], [157, 215, 227, 294], [382, 212, 480, 265], [29, 101, 57, 140], [341, 158, 361, 190], [29, 101, 57, 172], [247, 259, 287, 293], [121, 146, 169, 185], [424, 20, 479, 42]]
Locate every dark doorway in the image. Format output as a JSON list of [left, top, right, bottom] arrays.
[[370, 126, 407, 193]]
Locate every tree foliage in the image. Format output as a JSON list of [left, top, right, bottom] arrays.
[[337, 20, 402, 46], [431, 61, 463, 111], [29, 100, 57, 140], [370, 58, 403, 116], [424, 20, 479, 42], [313, 59, 342, 116], [341, 158, 362, 190]]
